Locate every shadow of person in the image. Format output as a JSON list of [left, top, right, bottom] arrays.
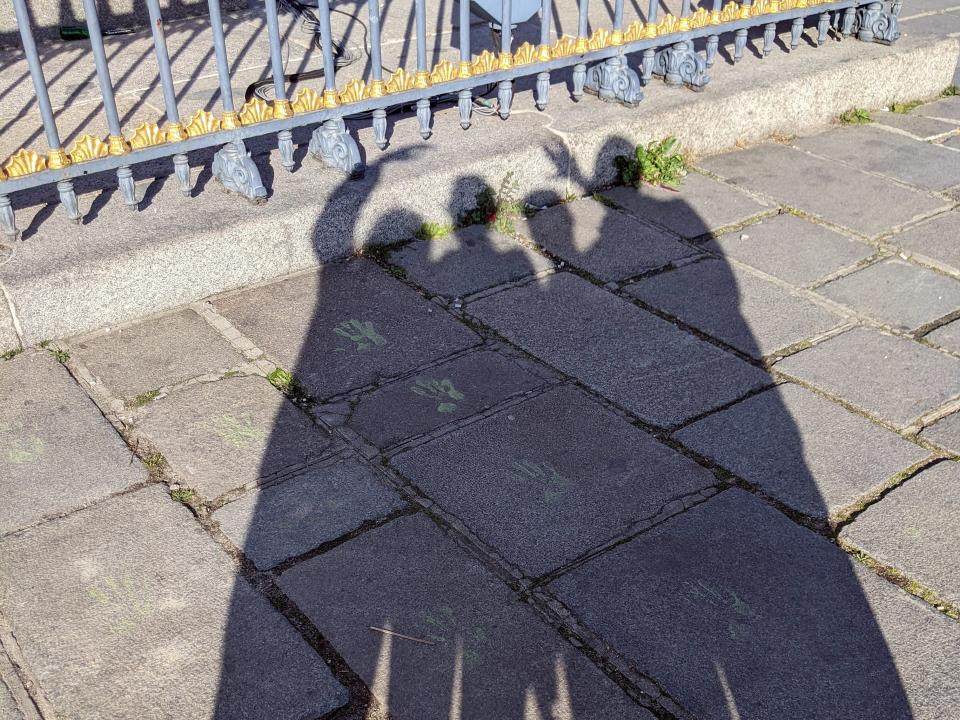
[[210, 127, 920, 720]]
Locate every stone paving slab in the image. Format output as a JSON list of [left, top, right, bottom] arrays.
[[902, 10, 960, 34], [389, 225, 554, 298], [548, 489, 960, 720], [675, 384, 929, 519], [927, 319, 960, 352], [872, 110, 960, 140], [213, 457, 405, 569], [0, 294, 17, 354], [0, 351, 146, 535], [515, 199, 700, 282], [816, 258, 960, 330], [921, 411, 960, 453], [71, 309, 244, 399], [603, 172, 771, 239], [915, 96, 960, 122], [0, 651, 36, 720], [0, 487, 349, 720], [794, 125, 960, 191], [945, 134, 960, 149], [890, 210, 960, 272], [468, 273, 770, 427], [625, 259, 844, 358], [776, 327, 960, 428], [136, 375, 333, 499], [699, 143, 950, 237], [842, 462, 960, 607], [347, 349, 549, 449], [213, 262, 481, 400], [705, 213, 874, 286], [279, 514, 655, 720], [390, 385, 714, 576]]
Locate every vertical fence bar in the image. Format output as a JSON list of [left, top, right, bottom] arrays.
[[208, 0, 266, 200], [264, 0, 294, 170], [497, 0, 514, 119], [790, 15, 804, 48], [309, 0, 363, 175], [535, 0, 552, 110], [82, 0, 137, 209], [734, 0, 753, 62], [458, 0, 474, 128], [414, 0, 431, 139], [641, 0, 658, 82], [572, 0, 589, 99], [145, 0, 192, 194], [369, 0, 389, 146], [706, 0, 722, 66], [11, 0, 79, 223]]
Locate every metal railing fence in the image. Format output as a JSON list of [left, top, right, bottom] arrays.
[[0, 0, 902, 239]]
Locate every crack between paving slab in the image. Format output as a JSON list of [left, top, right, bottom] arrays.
[[0, 280, 25, 349], [0, 609, 60, 719]]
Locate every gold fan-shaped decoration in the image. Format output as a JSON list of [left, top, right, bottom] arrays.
[[67, 134, 109, 163], [386, 68, 416, 93], [3, 148, 46, 177], [338, 78, 369, 104], [720, 1, 741, 21], [513, 42, 538, 66], [551, 35, 578, 58], [239, 97, 273, 125], [623, 20, 645, 42], [129, 122, 165, 149], [471, 50, 499, 75], [657, 14, 681, 35], [689, 7, 712, 28], [185, 109, 221, 137], [429, 59, 458, 84], [292, 88, 323, 113], [588, 28, 611, 50]]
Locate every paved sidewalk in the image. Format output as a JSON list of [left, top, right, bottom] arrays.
[[2, 94, 960, 718]]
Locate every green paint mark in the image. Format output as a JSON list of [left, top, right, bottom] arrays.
[[419, 605, 489, 668], [4, 436, 44, 465], [510, 460, 570, 505], [682, 578, 757, 641], [334, 319, 387, 352], [410, 377, 465, 413], [86, 574, 156, 636], [206, 413, 265, 449]]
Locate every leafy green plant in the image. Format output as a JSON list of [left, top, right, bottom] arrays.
[[942, 85, 958, 97], [142, 453, 165, 469], [461, 172, 525, 234], [48, 347, 70, 364], [170, 488, 194, 503], [889, 99, 922, 114], [0, 347, 22, 361], [614, 136, 687, 189], [839, 108, 872, 125], [267, 367, 310, 404], [415, 222, 455, 241]]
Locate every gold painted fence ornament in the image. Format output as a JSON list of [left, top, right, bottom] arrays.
[[185, 109, 221, 137], [67, 134, 109, 163], [4, 149, 46, 177]]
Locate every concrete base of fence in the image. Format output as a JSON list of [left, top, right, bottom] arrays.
[[0, 30, 957, 350]]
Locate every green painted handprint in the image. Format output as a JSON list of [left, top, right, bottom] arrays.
[[510, 460, 571, 504], [334, 319, 387, 352], [410, 377, 465, 413]]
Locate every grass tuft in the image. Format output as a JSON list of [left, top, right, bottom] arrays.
[[942, 85, 958, 97], [125, 389, 160, 409], [170, 488, 194, 503], [415, 222, 455, 241], [839, 108, 872, 125], [889, 99, 922, 114], [1, 347, 22, 361], [48, 347, 69, 364], [142, 453, 165, 469]]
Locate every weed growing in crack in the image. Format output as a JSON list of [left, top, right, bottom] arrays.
[[142, 453, 165, 469], [48, 347, 69, 364], [889, 99, 922, 114], [170, 488, 194, 503], [267, 367, 311, 405], [615, 136, 687, 190], [125, 390, 160, 410], [461, 172, 525, 235], [839, 108, 872, 125], [0, 347, 22, 361], [942, 85, 958, 97], [592, 192, 618, 208], [415, 222, 455, 241]]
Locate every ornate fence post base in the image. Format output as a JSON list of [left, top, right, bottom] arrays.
[[640, 48, 656, 83], [734, 28, 748, 62], [416, 98, 432, 139], [277, 129, 294, 172], [212, 139, 267, 203], [172, 153, 192, 196], [535, 71, 550, 110], [790, 17, 804, 49], [457, 90, 473, 129], [705, 34, 720, 67], [654, 41, 710, 91], [572, 63, 587, 100], [817, 12, 831, 44], [117, 166, 139, 210], [856, 2, 900, 43], [57, 180, 80, 223], [497, 80, 513, 119], [763, 22, 777, 55], [309, 118, 364, 178], [584, 56, 643, 108], [372, 108, 388, 149], [841, 7, 857, 35], [0, 195, 17, 241]]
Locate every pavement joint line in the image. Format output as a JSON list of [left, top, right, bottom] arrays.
[[884, 244, 960, 281], [0, 613, 50, 720], [913, 307, 960, 340], [904, 395, 960, 436], [0, 279, 23, 349], [802, 249, 892, 291]]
